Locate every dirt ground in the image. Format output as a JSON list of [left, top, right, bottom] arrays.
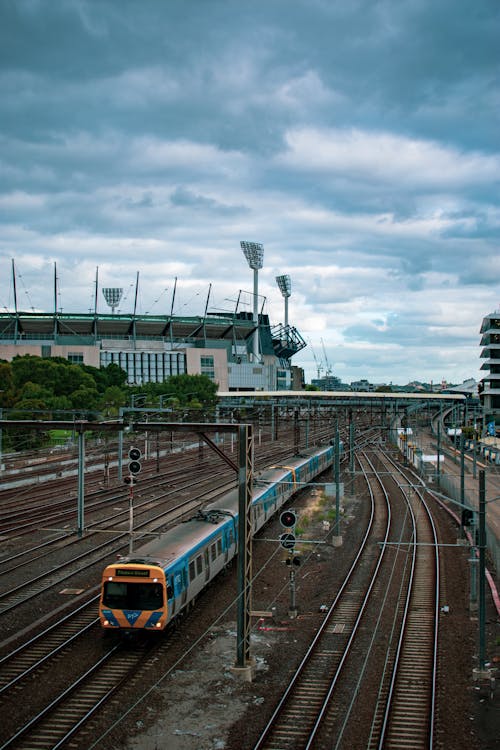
[[115, 486, 500, 750], [124, 624, 283, 750]]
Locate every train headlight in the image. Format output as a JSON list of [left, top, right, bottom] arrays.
[[156, 622, 162, 628], [108, 576, 113, 581], [153, 578, 158, 582]]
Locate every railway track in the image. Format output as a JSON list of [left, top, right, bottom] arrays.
[[0, 638, 152, 750], [0, 418, 352, 749], [253, 446, 440, 750], [368, 450, 439, 750], [0, 597, 100, 693]]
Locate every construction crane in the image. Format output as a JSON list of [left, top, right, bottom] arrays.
[[308, 340, 323, 379], [321, 337, 333, 376]]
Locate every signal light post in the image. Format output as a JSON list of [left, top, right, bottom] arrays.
[[125, 447, 142, 553], [279, 509, 299, 618]]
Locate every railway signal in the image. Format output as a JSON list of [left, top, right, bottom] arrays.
[[279, 532, 296, 549], [285, 550, 301, 566], [461, 507, 474, 526], [280, 509, 297, 529], [128, 446, 142, 475], [123, 475, 136, 486]]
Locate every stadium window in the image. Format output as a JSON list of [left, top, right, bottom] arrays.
[[68, 352, 84, 364], [201, 355, 215, 380]]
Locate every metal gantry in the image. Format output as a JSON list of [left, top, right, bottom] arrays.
[[0, 417, 256, 675]]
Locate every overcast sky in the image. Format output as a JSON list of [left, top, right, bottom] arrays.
[[1, 0, 498, 386]]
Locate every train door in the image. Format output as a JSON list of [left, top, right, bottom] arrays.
[[168, 568, 185, 617], [204, 548, 210, 581], [167, 574, 175, 616], [180, 566, 188, 607]]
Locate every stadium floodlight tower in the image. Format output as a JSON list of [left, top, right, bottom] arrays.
[[240, 241, 264, 362], [102, 287, 123, 315], [276, 274, 291, 327]]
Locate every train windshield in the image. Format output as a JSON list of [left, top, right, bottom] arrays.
[[103, 582, 164, 610]]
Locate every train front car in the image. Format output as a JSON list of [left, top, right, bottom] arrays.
[[100, 559, 169, 631]]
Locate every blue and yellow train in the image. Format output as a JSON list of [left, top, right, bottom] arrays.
[[99, 443, 335, 631]]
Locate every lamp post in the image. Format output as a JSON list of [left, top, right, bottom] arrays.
[[130, 393, 147, 408], [241, 241, 264, 362], [159, 394, 177, 409]]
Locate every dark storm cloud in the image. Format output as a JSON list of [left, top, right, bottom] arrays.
[[0, 0, 498, 384]]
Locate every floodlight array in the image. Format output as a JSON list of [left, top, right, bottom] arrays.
[[276, 274, 291, 298], [102, 287, 123, 312], [240, 241, 264, 270]]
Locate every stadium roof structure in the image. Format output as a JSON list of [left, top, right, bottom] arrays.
[[0, 310, 307, 361], [0, 310, 258, 344]]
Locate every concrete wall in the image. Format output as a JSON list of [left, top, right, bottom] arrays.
[[0, 343, 100, 367]]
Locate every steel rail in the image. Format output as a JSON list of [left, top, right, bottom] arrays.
[[373, 451, 440, 750], [253, 450, 384, 749]]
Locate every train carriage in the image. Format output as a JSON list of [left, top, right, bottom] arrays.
[[99, 443, 337, 632]]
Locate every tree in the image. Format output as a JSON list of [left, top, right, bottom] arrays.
[[70, 386, 100, 412], [18, 381, 52, 405], [126, 374, 218, 409], [161, 374, 218, 407], [0, 361, 15, 406], [11, 355, 96, 398], [81, 362, 128, 392], [100, 386, 127, 415]]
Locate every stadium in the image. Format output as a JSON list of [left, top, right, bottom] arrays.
[[0, 259, 306, 392]]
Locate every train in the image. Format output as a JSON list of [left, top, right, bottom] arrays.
[[99, 443, 336, 632]]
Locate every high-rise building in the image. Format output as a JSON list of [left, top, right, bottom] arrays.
[[479, 309, 500, 431]]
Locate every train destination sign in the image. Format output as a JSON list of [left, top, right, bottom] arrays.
[[115, 568, 150, 577]]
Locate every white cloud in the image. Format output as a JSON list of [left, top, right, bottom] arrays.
[[278, 127, 500, 187]]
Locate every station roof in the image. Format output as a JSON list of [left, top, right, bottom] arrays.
[[217, 390, 465, 403]]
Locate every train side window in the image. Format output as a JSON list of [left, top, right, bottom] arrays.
[[167, 579, 174, 599], [217, 539, 222, 556], [196, 555, 203, 575], [211, 543, 217, 562], [189, 560, 196, 582]]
